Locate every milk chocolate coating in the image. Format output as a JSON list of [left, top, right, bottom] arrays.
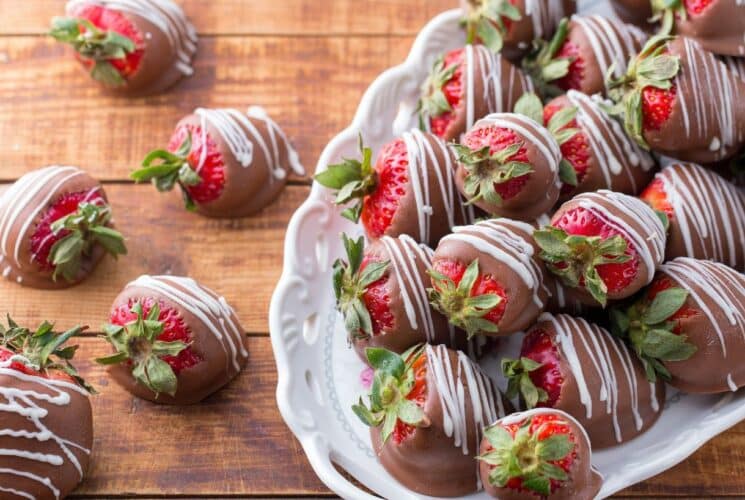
[[549, 91, 656, 201], [674, 1, 745, 57], [381, 130, 476, 246], [0, 166, 111, 290], [433, 218, 550, 335], [461, 0, 577, 62], [107, 275, 249, 405], [456, 113, 561, 220], [644, 37, 745, 163], [647, 163, 745, 271], [66, 0, 198, 96], [479, 409, 603, 499], [528, 314, 664, 449], [370, 344, 509, 497], [175, 106, 303, 218], [610, 0, 655, 31], [0, 369, 93, 499], [548, 190, 667, 303], [654, 258, 745, 393], [426, 45, 534, 142], [562, 15, 646, 96]]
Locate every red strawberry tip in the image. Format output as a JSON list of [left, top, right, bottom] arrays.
[[520, 17, 573, 98], [478, 415, 575, 495], [351, 345, 430, 444], [502, 356, 549, 409], [132, 131, 203, 211], [49, 15, 137, 86], [533, 226, 631, 306], [97, 301, 190, 397], [428, 259, 503, 337], [314, 134, 378, 223], [609, 282, 697, 382], [332, 233, 390, 341]]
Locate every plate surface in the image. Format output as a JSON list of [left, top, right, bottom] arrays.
[[269, 3, 745, 498]]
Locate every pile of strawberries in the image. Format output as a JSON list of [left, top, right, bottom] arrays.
[[316, 2, 745, 498]]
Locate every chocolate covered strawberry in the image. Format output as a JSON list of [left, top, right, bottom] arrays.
[[429, 218, 551, 337], [612, 257, 745, 393], [0, 318, 94, 499], [453, 112, 563, 220], [461, 0, 576, 60], [503, 313, 664, 448], [133, 106, 303, 217], [534, 190, 667, 306], [98, 275, 248, 405], [641, 162, 745, 270], [543, 91, 656, 200], [334, 233, 486, 358], [607, 35, 745, 163], [478, 408, 602, 499], [315, 130, 475, 246], [418, 45, 534, 141], [523, 15, 646, 98], [353, 344, 508, 497], [50, 0, 197, 95], [0, 166, 126, 289]]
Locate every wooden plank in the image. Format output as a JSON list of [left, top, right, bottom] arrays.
[[0, 35, 416, 182], [56, 336, 745, 497], [0, 183, 309, 334], [0, 0, 455, 36]]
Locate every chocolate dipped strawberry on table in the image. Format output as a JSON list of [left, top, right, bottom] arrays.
[[453, 112, 563, 220], [534, 190, 667, 307], [0, 166, 127, 289], [641, 162, 745, 271], [133, 106, 303, 217], [315, 130, 475, 246], [543, 90, 656, 200], [429, 218, 551, 337], [353, 344, 509, 497], [522, 15, 646, 98], [607, 35, 745, 163], [333, 233, 486, 358], [50, 0, 197, 96], [612, 257, 745, 393], [503, 313, 664, 449], [0, 318, 93, 500], [461, 0, 576, 60], [98, 275, 248, 405], [478, 408, 603, 499], [418, 45, 534, 141]]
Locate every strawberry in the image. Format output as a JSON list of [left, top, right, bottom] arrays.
[[131, 124, 226, 211], [543, 99, 588, 195], [611, 257, 745, 393], [429, 219, 550, 337], [418, 45, 534, 141], [453, 111, 563, 220], [49, 4, 144, 87], [462, 0, 575, 60], [502, 313, 665, 448], [0, 317, 93, 392], [607, 35, 745, 163], [30, 190, 127, 283], [97, 299, 199, 397], [534, 190, 667, 306], [315, 131, 473, 246], [478, 409, 602, 499], [522, 15, 646, 98], [640, 177, 674, 218]]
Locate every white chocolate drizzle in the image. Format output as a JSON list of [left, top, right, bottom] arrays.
[[194, 106, 304, 182], [524, 0, 571, 41], [128, 275, 248, 373], [66, 0, 198, 76], [0, 360, 91, 500]]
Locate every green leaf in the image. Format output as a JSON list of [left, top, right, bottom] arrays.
[[91, 60, 125, 86], [144, 356, 179, 397], [397, 399, 425, 425], [380, 409, 398, 444], [151, 340, 189, 357], [537, 434, 574, 461], [365, 347, 406, 378], [533, 227, 572, 257], [483, 423, 513, 449], [514, 92, 544, 124], [523, 476, 551, 496], [352, 398, 381, 426], [642, 328, 698, 361], [558, 159, 578, 186], [359, 260, 389, 287], [94, 351, 130, 365], [643, 288, 688, 325]]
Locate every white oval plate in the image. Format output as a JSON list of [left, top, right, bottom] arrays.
[[269, 2, 745, 498]]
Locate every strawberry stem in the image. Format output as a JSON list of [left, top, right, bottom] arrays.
[[521, 18, 572, 98]]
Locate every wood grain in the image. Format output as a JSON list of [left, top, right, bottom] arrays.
[[0, 0, 456, 36], [0, 183, 309, 334]]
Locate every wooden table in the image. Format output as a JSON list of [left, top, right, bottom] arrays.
[[0, 1, 743, 498]]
